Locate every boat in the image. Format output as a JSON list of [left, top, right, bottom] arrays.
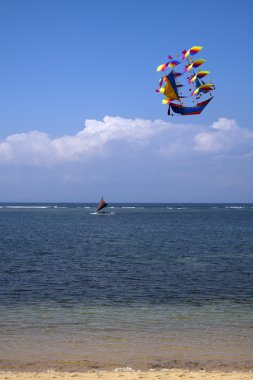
[[96, 197, 108, 214], [156, 45, 215, 116]]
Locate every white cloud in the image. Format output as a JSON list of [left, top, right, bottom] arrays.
[[0, 116, 167, 165], [211, 117, 237, 131], [0, 116, 253, 202], [194, 118, 253, 153], [0, 116, 252, 166]]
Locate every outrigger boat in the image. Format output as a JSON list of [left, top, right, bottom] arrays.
[[96, 197, 108, 214]]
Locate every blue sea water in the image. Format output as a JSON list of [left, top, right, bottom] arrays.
[[0, 203, 253, 371]]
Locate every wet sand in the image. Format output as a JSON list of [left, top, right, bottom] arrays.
[[0, 369, 253, 380]]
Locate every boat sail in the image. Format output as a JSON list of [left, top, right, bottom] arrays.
[[156, 46, 215, 116], [96, 197, 108, 213]]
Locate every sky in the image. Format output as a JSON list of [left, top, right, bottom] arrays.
[[0, 0, 253, 203]]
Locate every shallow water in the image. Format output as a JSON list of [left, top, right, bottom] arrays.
[[0, 203, 253, 370]]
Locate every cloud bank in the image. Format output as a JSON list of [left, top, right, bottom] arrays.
[[0, 116, 252, 165], [0, 116, 253, 202]]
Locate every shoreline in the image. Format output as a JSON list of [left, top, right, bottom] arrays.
[[1, 362, 253, 372], [0, 369, 253, 380], [1, 357, 253, 373]]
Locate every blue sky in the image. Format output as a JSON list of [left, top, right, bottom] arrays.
[[0, 0, 253, 202]]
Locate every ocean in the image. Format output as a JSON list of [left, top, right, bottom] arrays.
[[0, 203, 253, 371]]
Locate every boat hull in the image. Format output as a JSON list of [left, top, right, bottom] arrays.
[[170, 97, 213, 115]]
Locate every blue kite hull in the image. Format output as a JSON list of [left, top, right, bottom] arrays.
[[170, 97, 213, 115]]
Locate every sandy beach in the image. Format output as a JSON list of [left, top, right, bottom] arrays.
[[0, 370, 253, 380]]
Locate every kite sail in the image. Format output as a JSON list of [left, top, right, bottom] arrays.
[[156, 46, 215, 116]]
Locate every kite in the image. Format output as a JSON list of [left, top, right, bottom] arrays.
[[156, 46, 215, 116]]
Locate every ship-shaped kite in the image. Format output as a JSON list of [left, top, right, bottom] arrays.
[[156, 46, 215, 116]]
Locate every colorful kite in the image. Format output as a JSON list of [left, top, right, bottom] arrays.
[[156, 46, 215, 116]]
